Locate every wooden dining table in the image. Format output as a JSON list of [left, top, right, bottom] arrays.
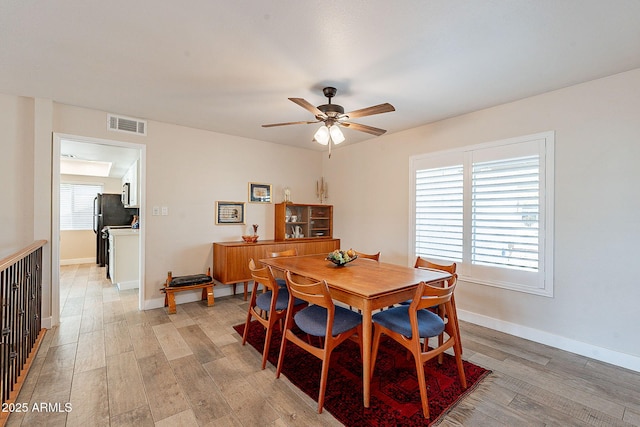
[[259, 253, 451, 408]]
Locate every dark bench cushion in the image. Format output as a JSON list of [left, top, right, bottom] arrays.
[[168, 274, 213, 287]]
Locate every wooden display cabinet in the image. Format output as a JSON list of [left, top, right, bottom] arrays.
[[274, 203, 333, 241]]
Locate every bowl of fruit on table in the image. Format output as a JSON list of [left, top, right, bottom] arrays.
[[326, 249, 358, 266]]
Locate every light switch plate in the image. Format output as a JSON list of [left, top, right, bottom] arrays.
[[161, 206, 168, 216], [152, 206, 160, 216]]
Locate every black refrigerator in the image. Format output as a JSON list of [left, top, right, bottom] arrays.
[[93, 193, 138, 266]]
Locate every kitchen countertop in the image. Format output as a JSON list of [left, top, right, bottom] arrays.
[[108, 228, 139, 236]]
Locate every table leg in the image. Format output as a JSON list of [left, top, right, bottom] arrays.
[[362, 300, 372, 408]]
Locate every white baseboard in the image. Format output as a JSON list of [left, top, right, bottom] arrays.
[[117, 280, 139, 291], [42, 317, 52, 329], [60, 257, 94, 265], [458, 309, 640, 373]]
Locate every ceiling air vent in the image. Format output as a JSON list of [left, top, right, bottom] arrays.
[[107, 114, 147, 136]]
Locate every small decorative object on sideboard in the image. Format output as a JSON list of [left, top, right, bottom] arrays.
[[242, 224, 259, 243], [326, 249, 357, 266], [242, 235, 259, 243]]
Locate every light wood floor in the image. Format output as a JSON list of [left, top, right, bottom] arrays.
[[6, 263, 640, 426]]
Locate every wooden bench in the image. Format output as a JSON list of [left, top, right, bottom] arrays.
[[160, 268, 214, 314]]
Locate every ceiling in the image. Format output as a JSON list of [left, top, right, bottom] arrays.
[[60, 138, 139, 178], [2, 1, 640, 155]]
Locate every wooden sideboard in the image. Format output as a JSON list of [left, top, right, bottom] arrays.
[[212, 238, 340, 299]]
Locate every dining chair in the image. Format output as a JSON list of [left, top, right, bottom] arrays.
[[414, 256, 456, 274], [242, 259, 305, 369], [354, 250, 380, 261], [414, 257, 462, 354], [371, 276, 466, 419], [269, 248, 299, 287], [269, 248, 298, 257], [401, 258, 457, 305], [276, 271, 363, 413]]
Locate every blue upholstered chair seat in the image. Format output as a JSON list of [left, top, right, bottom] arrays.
[[294, 305, 362, 337], [276, 278, 287, 288], [372, 305, 444, 339], [256, 289, 303, 312]]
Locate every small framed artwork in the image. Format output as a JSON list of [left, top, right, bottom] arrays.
[[215, 201, 245, 225], [248, 182, 272, 203]]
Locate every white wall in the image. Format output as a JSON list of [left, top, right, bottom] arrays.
[[0, 93, 34, 259], [327, 68, 640, 369]]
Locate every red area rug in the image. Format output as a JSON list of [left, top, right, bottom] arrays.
[[234, 321, 490, 426]]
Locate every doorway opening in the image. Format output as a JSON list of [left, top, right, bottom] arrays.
[[52, 133, 146, 325]]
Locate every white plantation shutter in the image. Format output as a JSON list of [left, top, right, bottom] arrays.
[[471, 155, 539, 271], [410, 132, 554, 296], [415, 165, 464, 261], [60, 183, 102, 230]]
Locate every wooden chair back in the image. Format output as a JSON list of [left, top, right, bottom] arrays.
[[409, 274, 457, 313], [414, 256, 456, 274], [269, 248, 298, 258], [248, 259, 279, 293], [284, 270, 334, 310], [355, 251, 380, 261]]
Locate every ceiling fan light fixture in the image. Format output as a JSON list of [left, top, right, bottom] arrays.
[[314, 125, 330, 145], [329, 125, 345, 144], [262, 86, 395, 156]]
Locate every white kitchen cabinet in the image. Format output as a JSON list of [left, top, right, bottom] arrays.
[[108, 229, 139, 290], [122, 159, 139, 207]]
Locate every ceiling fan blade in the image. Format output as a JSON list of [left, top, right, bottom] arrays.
[[262, 120, 320, 128], [289, 98, 325, 117], [343, 103, 395, 119], [340, 122, 387, 136]]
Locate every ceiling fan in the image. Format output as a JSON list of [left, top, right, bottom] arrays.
[[262, 87, 395, 155]]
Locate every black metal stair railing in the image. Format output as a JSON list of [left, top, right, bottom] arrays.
[[0, 240, 46, 412]]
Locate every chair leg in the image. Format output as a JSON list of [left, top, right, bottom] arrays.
[[370, 326, 383, 379], [276, 321, 292, 379], [453, 334, 467, 389], [437, 333, 444, 364], [241, 309, 253, 345], [261, 318, 278, 370], [413, 353, 431, 419], [317, 349, 332, 413], [449, 295, 463, 355], [455, 349, 467, 390]]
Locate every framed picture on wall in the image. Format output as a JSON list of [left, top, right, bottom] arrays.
[[248, 182, 272, 203], [215, 201, 245, 225]]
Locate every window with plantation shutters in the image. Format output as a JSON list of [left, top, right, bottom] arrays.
[[410, 132, 554, 296], [60, 183, 103, 230], [415, 165, 464, 262], [471, 155, 539, 271]]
